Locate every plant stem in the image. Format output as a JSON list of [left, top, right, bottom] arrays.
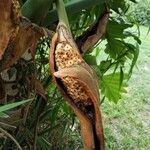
[[44, 0, 103, 26], [0, 127, 22, 150], [55, 0, 70, 31]]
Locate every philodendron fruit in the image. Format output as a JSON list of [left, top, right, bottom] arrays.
[[49, 22, 105, 150]]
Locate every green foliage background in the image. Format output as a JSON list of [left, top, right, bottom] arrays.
[[129, 0, 150, 26], [0, 0, 145, 149]]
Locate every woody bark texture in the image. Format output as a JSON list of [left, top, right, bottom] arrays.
[[49, 22, 105, 150]]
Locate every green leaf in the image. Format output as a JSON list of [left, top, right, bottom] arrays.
[[105, 38, 127, 59], [50, 104, 60, 125], [83, 54, 97, 65], [37, 136, 50, 149], [0, 99, 32, 114], [107, 19, 133, 39], [21, 0, 53, 24], [101, 73, 127, 103], [124, 31, 141, 44], [99, 60, 112, 74], [0, 112, 9, 118], [128, 43, 139, 77], [110, 0, 128, 13]]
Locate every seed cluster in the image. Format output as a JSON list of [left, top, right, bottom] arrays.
[[55, 42, 92, 105], [55, 43, 82, 69]]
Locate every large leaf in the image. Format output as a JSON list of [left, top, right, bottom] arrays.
[[105, 38, 127, 59], [105, 18, 140, 72], [101, 73, 127, 103], [106, 19, 133, 39]]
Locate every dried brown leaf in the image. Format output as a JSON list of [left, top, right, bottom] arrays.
[[0, 0, 14, 60], [77, 12, 109, 53], [0, 18, 54, 71]]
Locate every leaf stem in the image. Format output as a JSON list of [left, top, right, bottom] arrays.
[[55, 0, 71, 32]]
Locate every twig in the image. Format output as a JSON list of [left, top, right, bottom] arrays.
[[0, 127, 22, 150], [0, 121, 16, 129]]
